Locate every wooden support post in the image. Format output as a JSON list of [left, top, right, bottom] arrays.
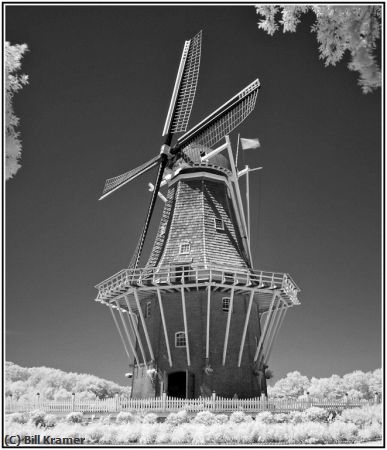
[[180, 287, 191, 366], [206, 286, 211, 360], [225, 135, 252, 263], [222, 287, 235, 365], [259, 296, 281, 361], [263, 301, 285, 360], [133, 289, 155, 363], [124, 294, 147, 366], [264, 304, 288, 365], [238, 290, 255, 367], [108, 303, 133, 362], [156, 290, 173, 367], [114, 300, 140, 366], [254, 292, 278, 362]]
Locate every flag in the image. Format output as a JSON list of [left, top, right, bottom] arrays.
[[240, 137, 260, 150]]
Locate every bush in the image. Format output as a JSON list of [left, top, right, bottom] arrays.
[[192, 411, 217, 425], [272, 413, 290, 423], [328, 421, 358, 442], [337, 405, 382, 427], [116, 411, 136, 424], [170, 423, 193, 444], [139, 424, 159, 445], [255, 411, 274, 424], [66, 411, 83, 423], [358, 421, 382, 441], [215, 414, 228, 424], [302, 406, 330, 423], [166, 410, 188, 426], [289, 422, 332, 445], [142, 413, 158, 424], [6, 412, 29, 424], [288, 410, 304, 424], [99, 414, 112, 425], [229, 411, 252, 423], [44, 414, 58, 427], [29, 409, 46, 427]]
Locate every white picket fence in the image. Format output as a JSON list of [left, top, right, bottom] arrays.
[[5, 394, 378, 415]]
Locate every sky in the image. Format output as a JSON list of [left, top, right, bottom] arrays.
[[5, 5, 382, 387]]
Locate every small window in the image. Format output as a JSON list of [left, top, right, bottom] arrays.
[[214, 218, 224, 230], [145, 302, 151, 318], [179, 242, 190, 255], [175, 331, 186, 347], [222, 297, 231, 313]]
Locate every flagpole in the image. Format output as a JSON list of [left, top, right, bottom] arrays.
[[235, 133, 240, 168], [246, 165, 251, 257]]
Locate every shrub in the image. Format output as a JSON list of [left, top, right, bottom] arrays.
[[229, 411, 252, 423], [170, 423, 193, 444], [190, 424, 207, 445], [29, 409, 46, 427], [289, 422, 332, 445], [302, 406, 330, 423], [328, 421, 358, 442], [44, 413, 58, 427], [66, 411, 83, 423], [99, 414, 112, 425], [215, 414, 228, 424], [192, 411, 217, 425], [117, 424, 141, 443], [142, 413, 158, 424], [288, 410, 304, 424], [116, 411, 135, 424], [338, 405, 382, 427], [166, 410, 188, 426], [6, 412, 29, 424], [154, 426, 172, 444], [138, 424, 159, 445], [358, 421, 382, 441], [255, 411, 274, 424], [272, 412, 290, 423], [228, 422, 255, 444]]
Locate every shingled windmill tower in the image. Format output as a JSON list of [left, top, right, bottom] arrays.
[[95, 31, 300, 399]]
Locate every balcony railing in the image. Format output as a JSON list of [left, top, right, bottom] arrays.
[[95, 265, 300, 304]]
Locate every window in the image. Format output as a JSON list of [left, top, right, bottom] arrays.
[[214, 218, 224, 230], [175, 265, 191, 284], [222, 297, 231, 313], [145, 302, 151, 318], [179, 242, 190, 255], [175, 331, 186, 347]]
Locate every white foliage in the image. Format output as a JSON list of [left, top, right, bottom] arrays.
[[255, 5, 381, 93], [269, 368, 381, 400], [5, 42, 29, 180], [5, 361, 131, 400]]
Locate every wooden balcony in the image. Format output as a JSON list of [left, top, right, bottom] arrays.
[[95, 265, 300, 307]]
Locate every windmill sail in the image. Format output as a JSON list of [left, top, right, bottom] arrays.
[[175, 79, 260, 152], [163, 31, 202, 136], [100, 154, 160, 200]]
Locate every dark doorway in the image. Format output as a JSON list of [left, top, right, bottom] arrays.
[[167, 371, 186, 398]]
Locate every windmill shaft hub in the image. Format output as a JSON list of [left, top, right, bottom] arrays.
[[160, 144, 171, 156]]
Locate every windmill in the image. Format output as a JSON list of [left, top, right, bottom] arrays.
[[95, 31, 300, 399]]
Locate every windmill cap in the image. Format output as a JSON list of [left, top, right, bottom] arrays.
[[180, 143, 231, 171]]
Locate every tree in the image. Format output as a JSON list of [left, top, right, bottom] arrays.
[[5, 42, 29, 180], [308, 374, 346, 400], [255, 5, 381, 93], [267, 370, 310, 399]]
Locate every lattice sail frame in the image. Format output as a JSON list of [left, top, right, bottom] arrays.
[[100, 155, 160, 200], [175, 79, 260, 153], [163, 31, 202, 135]]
